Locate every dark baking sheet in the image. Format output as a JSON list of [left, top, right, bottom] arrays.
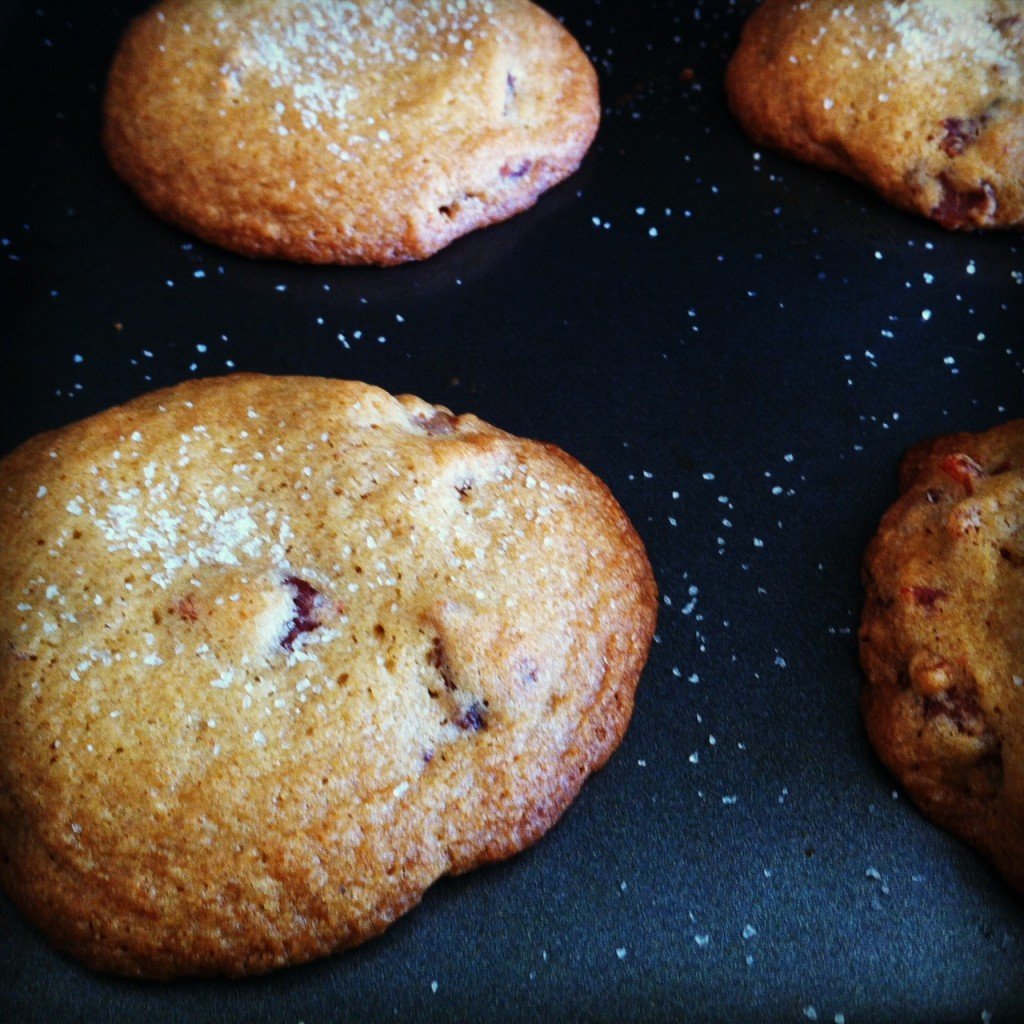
[[2, 1, 1024, 1021]]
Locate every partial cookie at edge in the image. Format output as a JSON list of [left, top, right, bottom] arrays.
[[859, 420, 1024, 891], [727, 0, 1024, 230]]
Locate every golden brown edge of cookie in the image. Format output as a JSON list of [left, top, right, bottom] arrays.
[[724, 0, 1022, 232], [441, 441, 658, 876], [101, 3, 601, 265], [858, 421, 1024, 893], [725, 2, 862, 181], [0, 374, 657, 977]]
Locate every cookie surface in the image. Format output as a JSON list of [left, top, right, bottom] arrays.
[[0, 374, 656, 978], [726, 0, 1024, 230], [860, 420, 1024, 890], [103, 0, 599, 264]]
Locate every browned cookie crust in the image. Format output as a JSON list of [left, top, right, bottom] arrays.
[[0, 375, 656, 978], [860, 420, 1024, 891], [102, 0, 599, 264], [727, 0, 1024, 230]]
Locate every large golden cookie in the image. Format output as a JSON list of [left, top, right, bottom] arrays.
[[0, 374, 656, 977], [103, 0, 600, 263]]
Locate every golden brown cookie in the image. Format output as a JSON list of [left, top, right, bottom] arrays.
[[0, 374, 656, 978], [860, 420, 1024, 890], [727, 0, 1024, 230], [102, 0, 600, 264]]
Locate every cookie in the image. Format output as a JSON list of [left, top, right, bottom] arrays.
[[726, 0, 1024, 230], [860, 420, 1024, 891], [0, 374, 656, 978], [102, 0, 599, 264]]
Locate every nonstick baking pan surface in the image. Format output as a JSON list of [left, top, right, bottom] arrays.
[[2, 2, 1023, 1022]]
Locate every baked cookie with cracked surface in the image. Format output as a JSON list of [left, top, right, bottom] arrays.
[[0, 374, 656, 978], [726, 0, 1024, 230], [860, 420, 1024, 891], [103, 0, 599, 264]]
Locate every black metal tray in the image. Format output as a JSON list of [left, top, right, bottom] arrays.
[[2, 2, 1023, 1021]]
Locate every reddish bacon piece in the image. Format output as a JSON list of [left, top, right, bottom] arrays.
[[938, 453, 984, 494], [901, 585, 948, 609], [932, 176, 996, 229], [939, 117, 981, 157], [281, 575, 322, 650]]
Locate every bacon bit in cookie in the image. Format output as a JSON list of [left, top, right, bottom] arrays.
[[426, 638, 489, 730], [938, 453, 984, 494], [922, 686, 987, 737], [932, 176, 997, 229], [428, 636, 456, 690], [414, 409, 457, 436], [455, 700, 488, 731], [901, 585, 948, 609], [939, 117, 982, 156], [281, 575, 322, 650], [500, 159, 532, 179], [173, 595, 198, 622]]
